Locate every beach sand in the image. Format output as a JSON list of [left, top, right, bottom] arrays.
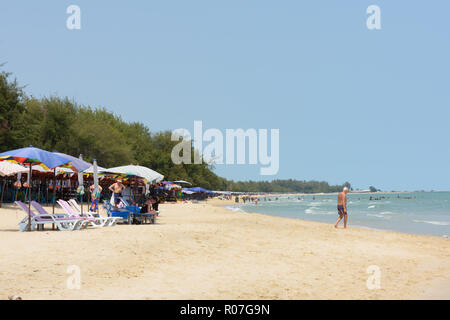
[[0, 200, 449, 300]]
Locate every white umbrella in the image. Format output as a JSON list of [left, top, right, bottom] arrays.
[[213, 191, 232, 195], [91, 159, 100, 213], [0, 162, 28, 207], [16, 172, 22, 184], [0, 162, 28, 176], [93, 159, 99, 196], [77, 155, 85, 191], [167, 183, 182, 190], [103, 165, 164, 183], [83, 164, 106, 174], [77, 155, 85, 214], [173, 180, 192, 185]]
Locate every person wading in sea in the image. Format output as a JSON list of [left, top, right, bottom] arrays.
[[334, 187, 349, 228]]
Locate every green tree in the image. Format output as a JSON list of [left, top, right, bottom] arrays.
[[0, 70, 25, 151], [0, 68, 353, 193]]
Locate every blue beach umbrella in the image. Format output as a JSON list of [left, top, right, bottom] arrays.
[[185, 187, 215, 194], [52, 151, 91, 172], [0, 146, 73, 170], [0, 146, 72, 231]]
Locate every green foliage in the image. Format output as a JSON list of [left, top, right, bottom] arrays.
[[0, 70, 349, 193], [0, 70, 25, 149], [224, 179, 346, 193]]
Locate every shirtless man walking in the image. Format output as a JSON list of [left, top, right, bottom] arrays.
[[109, 179, 125, 208], [334, 187, 349, 228]]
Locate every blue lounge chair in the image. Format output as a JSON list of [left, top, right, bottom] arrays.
[[103, 200, 130, 222]]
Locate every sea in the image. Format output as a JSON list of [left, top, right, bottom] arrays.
[[225, 192, 450, 237]]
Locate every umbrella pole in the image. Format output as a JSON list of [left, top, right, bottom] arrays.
[[80, 177, 83, 215], [28, 164, 32, 232], [128, 179, 132, 225], [52, 169, 56, 214], [46, 177, 49, 205], [88, 186, 91, 214], [52, 168, 56, 230], [96, 180, 100, 215], [133, 178, 137, 221], [37, 180, 41, 203], [133, 178, 137, 206], [128, 194, 131, 225], [4, 179, 9, 205]]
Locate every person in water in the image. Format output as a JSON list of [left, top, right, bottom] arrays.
[[334, 187, 349, 228]]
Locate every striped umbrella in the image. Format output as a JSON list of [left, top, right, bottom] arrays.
[[0, 146, 72, 231]]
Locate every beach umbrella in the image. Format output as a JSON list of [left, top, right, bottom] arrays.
[[52, 151, 91, 172], [31, 165, 74, 175], [0, 162, 29, 176], [91, 159, 100, 213], [174, 180, 192, 186], [213, 191, 232, 195], [0, 146, 72, 170], [102, 165, 164, 183], [102, 165, 163, 224], [0, 162, 29, 207], [92, 159, 99, 195], [83, 164, 106, 174], [0, 146, 72, 231], [77, 155, 85, 214], [164, 183, 181, 190], [185, 187, 215, 194]]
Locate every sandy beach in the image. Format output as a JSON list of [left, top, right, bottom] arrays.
[[0, 199, 449, 300]]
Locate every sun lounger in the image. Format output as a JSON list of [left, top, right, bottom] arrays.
[[67, 199, 120, 226], [103, 200, 130, 222], [57, 199, 114, 228], [67, 199, 95, 215], [30, 200, 90, 231], [15, 201, 87, 232]]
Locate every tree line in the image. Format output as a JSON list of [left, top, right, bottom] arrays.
[[0, 69, 349, 193]]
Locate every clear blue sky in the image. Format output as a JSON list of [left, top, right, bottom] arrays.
[[1, 1, 449, 191]]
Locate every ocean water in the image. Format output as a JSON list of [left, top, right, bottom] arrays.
[[225, 192, 450, 237]]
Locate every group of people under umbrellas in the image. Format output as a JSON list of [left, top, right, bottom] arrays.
[[0, 146, 178, 230], [0, 146, 99, 231], [108, 179, 166, 213]]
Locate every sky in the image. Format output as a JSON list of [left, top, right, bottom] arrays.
[[1, 1, 449, 191]]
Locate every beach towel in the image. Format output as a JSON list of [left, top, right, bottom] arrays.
[[90, 199, 98, 212]]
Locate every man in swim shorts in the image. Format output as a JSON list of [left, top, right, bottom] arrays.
[[334, 187, 349, 228], [109, 179, 125, 208]]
